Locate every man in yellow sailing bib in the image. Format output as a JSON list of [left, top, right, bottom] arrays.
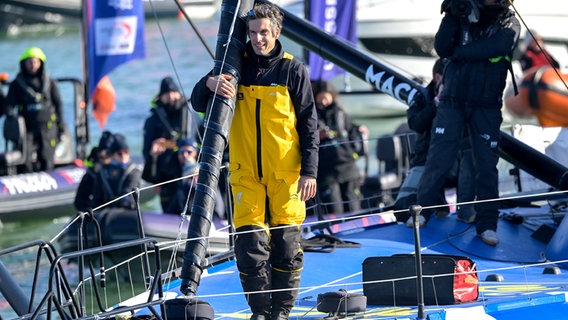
[[189, 3, 318, 320]]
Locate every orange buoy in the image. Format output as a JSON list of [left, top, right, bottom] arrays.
[[0, 72, 9, 83], [91, 76, 116, 129], [505, 66, 568, 126]]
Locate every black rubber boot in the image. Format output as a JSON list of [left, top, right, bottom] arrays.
[[240, 271, 272, 318], [250, 311, 269, 320], [235, 226, 272, 318], [271, 269, 301, 320], [271, 311, 291, 320], [269, 225, 303, 319]]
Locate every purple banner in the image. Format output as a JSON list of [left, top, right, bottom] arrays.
[[85, 0, 145, 96], [308, 0, 357, 81]]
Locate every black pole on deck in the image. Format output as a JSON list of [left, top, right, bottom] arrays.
[[180, 0, 254, 296], [410, 205, 426, 320], [499, 130, 568, 191]]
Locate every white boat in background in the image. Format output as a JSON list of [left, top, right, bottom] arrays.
[[356, 0, 568, 78], [0, 0, 221, 36], [181, 0, 222, 20]]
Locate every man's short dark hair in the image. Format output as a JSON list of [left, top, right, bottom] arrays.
[[247, 3, 283, 34]]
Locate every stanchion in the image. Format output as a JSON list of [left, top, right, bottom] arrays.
[[409, 204, 425, 319]]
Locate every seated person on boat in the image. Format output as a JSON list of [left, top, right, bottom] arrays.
[[90, 133, 142, 210]]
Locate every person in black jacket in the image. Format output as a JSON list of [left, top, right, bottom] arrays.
[[0, 75, 6, 118], [74, 131, 114, 212], [415, 0, 520, 246], [183, 3, 319, 319], [143, 137, 226, 219], [313, 80, 368, 215], [142, 76, 196, 182], [395, 59, 476, 224], [91, 134, 142, 210], [394, 59, 447, 219], [5, 47, 66, 172], [144, 137, 199, 213]]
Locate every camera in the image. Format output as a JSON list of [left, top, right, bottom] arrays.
[[441, 0, 481, 23]]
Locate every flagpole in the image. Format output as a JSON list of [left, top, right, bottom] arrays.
[[81, 0, 89, 104], [80, 0, 91, 154]]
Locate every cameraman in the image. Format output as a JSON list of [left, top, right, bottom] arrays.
[[414, 0, 520, 246]]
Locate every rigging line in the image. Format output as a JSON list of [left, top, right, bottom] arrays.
[[148, 0, 194, 123], [409, 188, 568, 218], [50, 214, 83, 243], [172, 0, 215, 59], [510, 2, 568, 91]]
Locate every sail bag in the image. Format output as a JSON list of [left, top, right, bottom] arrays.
[[362, 254, 478, 305]]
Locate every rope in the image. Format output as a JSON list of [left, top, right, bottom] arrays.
[[510, 1, 568, 91]]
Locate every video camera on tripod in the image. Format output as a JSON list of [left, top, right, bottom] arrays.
[[441, 0, 482, 23], [441, 0, 512, 23]]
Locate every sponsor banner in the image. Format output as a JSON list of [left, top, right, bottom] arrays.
[[85, 0, 145, 96], [308, 0, 357, 81]]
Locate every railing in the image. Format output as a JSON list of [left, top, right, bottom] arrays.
[[0, 237, 166, 320]]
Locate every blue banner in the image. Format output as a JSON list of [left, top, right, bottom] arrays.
[[85, 0, 145, 97], [308, 0, 357, 81]]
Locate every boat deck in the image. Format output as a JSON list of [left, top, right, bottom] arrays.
[[130, 205, 568, 320]]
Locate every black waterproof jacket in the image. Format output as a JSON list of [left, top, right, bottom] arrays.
[[142, 100, 185, 160], [435, 9, 520, 108], [191, 40, 319, 178], [317, 102, 361, 184]]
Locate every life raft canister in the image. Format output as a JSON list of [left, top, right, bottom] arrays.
[[505, 66, 568, 126]]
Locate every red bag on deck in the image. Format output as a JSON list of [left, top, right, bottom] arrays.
[[362, 254, 478, 306]]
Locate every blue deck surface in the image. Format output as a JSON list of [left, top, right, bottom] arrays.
[[159, 213, 568, 319]]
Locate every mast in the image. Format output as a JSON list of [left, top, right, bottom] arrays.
[[180, 0, 255, 296], [271, 1, 568, 191]]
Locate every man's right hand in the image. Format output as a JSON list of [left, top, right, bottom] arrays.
[[150, 138, 168, 156], [206, 74, 236, 99]]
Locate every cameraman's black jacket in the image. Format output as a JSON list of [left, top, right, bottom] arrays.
[[142, 99, 185, 161], [435, 9, 520, 107]]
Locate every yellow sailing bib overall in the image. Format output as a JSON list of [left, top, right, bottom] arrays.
[[229, 54, 305, 230]]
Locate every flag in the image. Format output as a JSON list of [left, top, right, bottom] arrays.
[[308, 0, 357, 81], [84, 0, 145, 97], [92, 76, 116, 129]]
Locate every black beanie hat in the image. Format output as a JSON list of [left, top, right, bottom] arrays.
[[159, 76, 180, 96], [98, 131, 115, 153], [109, 133, 129, 154], [177, 137, 198, 149]]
